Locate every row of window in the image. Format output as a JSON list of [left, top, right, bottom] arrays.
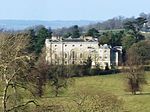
[[65, 61, 83, 64], [54, 53, 83, 59], [100, 55, 108, 59], [65, 51, 83, 58], [55, 60, 83, 65], [55, 54, 108, 59], [55, 61, 109, 66], [53, 45, 109, 53], [64, 52, 83, 58]]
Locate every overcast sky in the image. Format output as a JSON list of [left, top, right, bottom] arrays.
[[0, 0, 150, 21]]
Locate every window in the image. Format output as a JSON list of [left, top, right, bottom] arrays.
[[72, 51, 75, 59], [65, 53, 67, 58], [55, 54, 57, 59], [55, 45, 57, 47], [80, 44, 82, 46], [65, 45, 67, 47], [104, 55, 108, 59], [80, 53, 82, 58], [72, 45, 75, 47], [105, 62, 108, 65]]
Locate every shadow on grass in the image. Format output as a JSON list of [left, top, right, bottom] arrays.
[[124, 92, 150, 96], [139, 92, 150, 95]]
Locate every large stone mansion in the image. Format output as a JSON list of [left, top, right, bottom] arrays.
[[45, 36, 122, 69]]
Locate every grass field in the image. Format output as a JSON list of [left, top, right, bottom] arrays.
[[1, 72, 150, 112], [72, 73, 150, 112], [44, 72, 150, 112]]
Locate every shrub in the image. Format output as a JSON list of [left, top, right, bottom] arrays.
[[73, 89, 124, 112]]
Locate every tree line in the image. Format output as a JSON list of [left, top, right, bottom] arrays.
[[52, 12, 150, 37]]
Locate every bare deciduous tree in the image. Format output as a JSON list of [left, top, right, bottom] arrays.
[[0, 33, 38, 112], [124, 41, 150, 95], [49, 64, 74, 97]]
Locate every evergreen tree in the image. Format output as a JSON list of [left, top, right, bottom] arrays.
[[71, 25, 80, 38]]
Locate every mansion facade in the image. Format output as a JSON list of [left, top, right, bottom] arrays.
[[45, 36, 122, 69]]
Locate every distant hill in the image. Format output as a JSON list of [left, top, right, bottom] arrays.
[[0, 20, 97, 30]]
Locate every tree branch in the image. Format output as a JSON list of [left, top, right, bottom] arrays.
[[6, 100, 39, 112]]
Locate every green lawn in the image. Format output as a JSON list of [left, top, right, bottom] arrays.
[[1, 73, 150, 112], [72, 74, 150, 112], [41, 72, 150, 112]]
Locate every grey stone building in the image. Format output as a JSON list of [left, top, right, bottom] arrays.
[[45, 36, 122, 69]]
